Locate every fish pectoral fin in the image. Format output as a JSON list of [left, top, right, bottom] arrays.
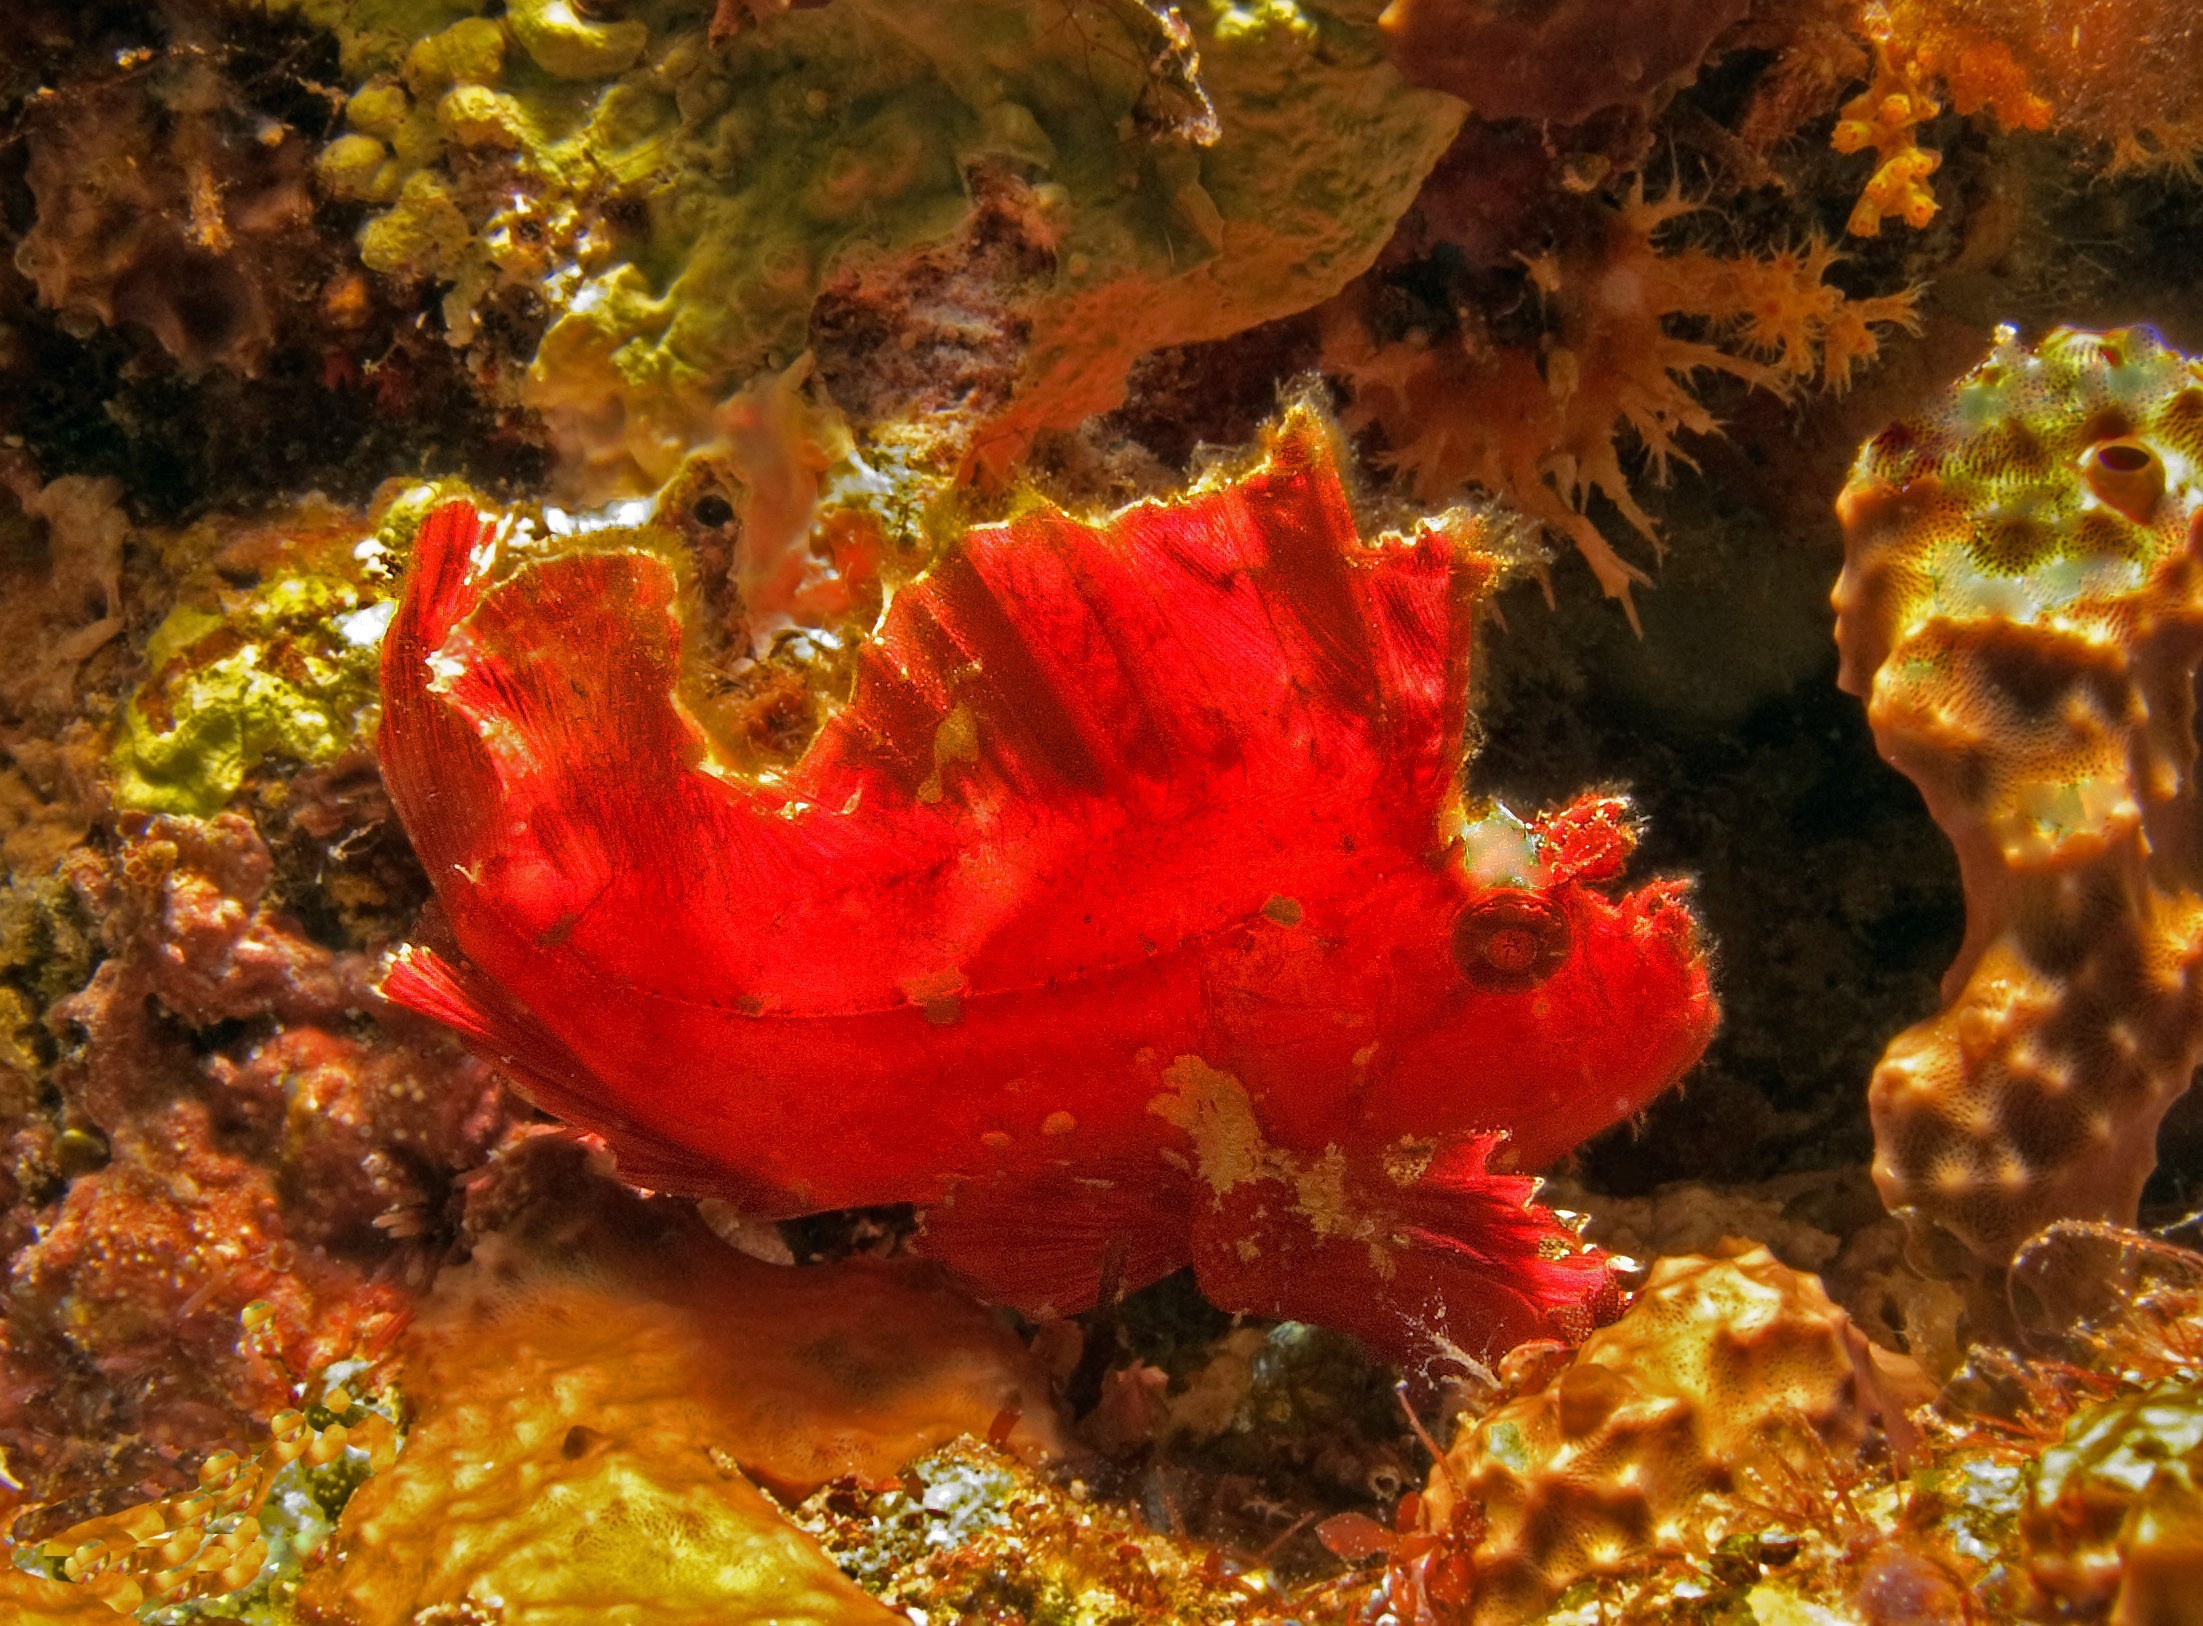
[[1187, 1134, 1621, 1373], [913, 1167, 1196, 1319], [379, 943, 792, 1210]]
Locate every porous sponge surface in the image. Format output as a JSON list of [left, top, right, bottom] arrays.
[[1835, 325, 2203, 1294]]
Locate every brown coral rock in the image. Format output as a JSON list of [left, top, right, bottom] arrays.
[[1420, 1247, 1929, 1624], [1835, 326, 2203, 1307], [1379, 0, 1749, 124], [0, 814, 512, 1531], [15, 58, 320, 374]]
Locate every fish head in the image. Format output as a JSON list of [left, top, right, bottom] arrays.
[[1370, 791, 1717, 1169]]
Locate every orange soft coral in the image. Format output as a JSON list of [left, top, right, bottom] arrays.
[[1825, 4, 2062, 240], [1881, 0, 2196, 172], [1326, 186, 1917, 614], [1831, 35, 1947, 235]]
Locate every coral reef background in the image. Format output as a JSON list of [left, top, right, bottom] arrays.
[[4, 0, 2203, 1621]]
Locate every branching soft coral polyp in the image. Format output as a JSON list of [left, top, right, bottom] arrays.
[[1326, 185, 1916, 617], [1831, 38, 1945, 236]]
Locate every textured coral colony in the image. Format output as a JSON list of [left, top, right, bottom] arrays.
[[13, 1, 2203, 1624]]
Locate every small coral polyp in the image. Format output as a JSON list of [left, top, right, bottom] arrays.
[[1835, 325, 2203, 1303]]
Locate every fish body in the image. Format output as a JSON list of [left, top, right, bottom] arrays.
[[378, 412, 1715, 1363]]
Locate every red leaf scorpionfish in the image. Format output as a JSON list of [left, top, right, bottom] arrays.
[[376, 408, 1716, 1366]]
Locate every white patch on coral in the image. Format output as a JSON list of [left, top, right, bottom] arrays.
[[335, 601, 397, 648]]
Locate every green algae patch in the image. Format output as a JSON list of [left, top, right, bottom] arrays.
[[296, 0, 1463, 497], [113, 574, 395, 817]]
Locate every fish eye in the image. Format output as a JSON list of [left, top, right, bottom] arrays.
[[1451, 892, 1572, 993]]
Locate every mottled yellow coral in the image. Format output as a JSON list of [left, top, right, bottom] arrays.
[[298, 1222, 1063, 1626], [1418, 1247, 1930, 1624], [1835, 325, 2203, 1303]]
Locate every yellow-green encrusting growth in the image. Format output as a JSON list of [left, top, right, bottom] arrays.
[[111, 492, 453, 816], [276, 0, 1464, 497], [113, 576, 391, 817]]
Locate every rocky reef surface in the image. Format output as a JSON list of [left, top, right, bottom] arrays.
[[4, 2, 2203, 1623]]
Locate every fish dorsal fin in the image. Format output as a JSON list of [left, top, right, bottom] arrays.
[[380, 412, 1498, 1018], [793, 410, 1487, 843]]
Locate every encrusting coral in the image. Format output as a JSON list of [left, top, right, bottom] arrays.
[[1834, 325, 2203, 1307], [292, 0, 1464, 498], [0, 812, 512, 1531], [1326, 183, 1917, 612], [296, 1203, 1065, 1626], [1403, 1245, 1933, 1625]]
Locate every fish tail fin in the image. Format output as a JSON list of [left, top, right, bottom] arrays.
[[379, 943, 786, 1207]]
